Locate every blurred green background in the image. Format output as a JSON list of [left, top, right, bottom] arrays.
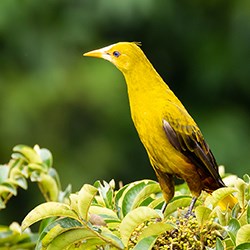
[[1, 0, 250, 224]]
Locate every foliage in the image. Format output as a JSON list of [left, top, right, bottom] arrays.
[[1, 0, 250, 191], [0, 144, 61, 209], [1, 145, 250, 249], [1, 1, 250, 227]]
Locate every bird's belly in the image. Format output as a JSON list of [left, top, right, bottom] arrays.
[[135, 118, 193, 176]]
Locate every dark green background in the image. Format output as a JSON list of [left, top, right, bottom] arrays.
[[1, 0, 249, 224]]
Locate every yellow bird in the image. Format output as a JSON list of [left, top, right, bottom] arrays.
[[84, 42, 235, 215]]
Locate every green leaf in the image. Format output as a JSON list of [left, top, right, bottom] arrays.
[[148, 196, 165, 209], [39, 173, 59, 201], [46, 228, 99, 250], [27, 163, 44, 173], [236, 224, 250, 245], [131, 183, 161, 210], [9, 164, 24, 178], [0, 165, 9, 183], [238, 209, 248, 226], [223, 238, 235, 250], [195, 206, 212, 227], [232, 203, 241, 219], [163, 196, 193, 217], [235, 243, 250, 250], [120, 206, 161, 246], [37, 147, 53, 168], [41, 224, 69, 249], [234, 178, 247, 208], [30, 170, 41, 182], [228, 218, 240, 245], [38, 217, 57, 235], [205, 187, 236, 209], [78, 184, 98, 221], [100, 227, 124, 249], [214, 207, 227, 226], [48, 168, 61, 192], [15, 176, 28, 190], [13, 145, 42, 163], [133, 235, 158, 250], [69, 193, 79, 215], [115, 183, 130, 218], [120, 180, 155, 217], [247, 201, 250, 224], [71, 237, 106, 249], [138, 222, 174, 241], [0, 198, 5, 209], [39, 217, 83, 249], [0, 182, 17, 196], [94, 180, 114, 209], [89, 205, 120, 225], [21, 202, 79, 230], [0, 222, 37, 248], [121, 182, 148, 217], [0, 228, 17, 244], [58, 184, 72, 203], [216, 237, 224, 250], [243, 174, 250, 184], [11, 152, 28, 162]]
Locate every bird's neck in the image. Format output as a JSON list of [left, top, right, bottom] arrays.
[[124, 60, 169, 98], [122, 60, 172, 126]]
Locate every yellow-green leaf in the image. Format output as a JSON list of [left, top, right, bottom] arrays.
[[39, 217, 82, 248], [227, 218, 240, 245], [133, 235, 158, 250], [120, 206, 161, 246], [41, 224, 66, 248], [117, 180, 155, 217], [71, 238, 106, 250], [236, 224, 250, 245], [205, 187, 236, 209], [234, 178, 247, 208], [131, 183, 161, 210], [77, 184, 98, 221], [235, 243, 250, 250], [100, 227, 124, 249], [148, 196, 165, 209], [138, 222, 174, 242], [13, 145, 42, 163], [39, 173, 59, 201], [46, 228, 98, 250], [21, 202, 79, 230], [195, 206, 212, 227], [89, 205, 120, 225], [164, 196, 193, 217]]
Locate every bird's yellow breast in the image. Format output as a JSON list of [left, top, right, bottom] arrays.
[[127, 84, 193, 177]]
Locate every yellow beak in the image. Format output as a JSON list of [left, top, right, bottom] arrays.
[[83, 49, 103, 58], [83, 44, 114, 61]]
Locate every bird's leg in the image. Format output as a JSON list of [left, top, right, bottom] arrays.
[[154, 169, 174, 217], [154, 202, 167, 222], [161, 202, 167, 214], [184, 197, 197, 218]]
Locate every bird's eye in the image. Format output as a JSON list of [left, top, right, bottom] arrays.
[[113, 51, 121, 57]]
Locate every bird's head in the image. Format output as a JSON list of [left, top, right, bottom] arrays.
[[84, 42, 144, 72]]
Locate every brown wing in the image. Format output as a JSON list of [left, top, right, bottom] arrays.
[[163, 103, 225, 189]]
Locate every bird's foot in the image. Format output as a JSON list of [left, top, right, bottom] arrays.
[[184, 210, 195, 218], [184, 197, 197, 218]]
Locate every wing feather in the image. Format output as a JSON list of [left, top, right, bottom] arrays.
[[163, 103, 224, 188]]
